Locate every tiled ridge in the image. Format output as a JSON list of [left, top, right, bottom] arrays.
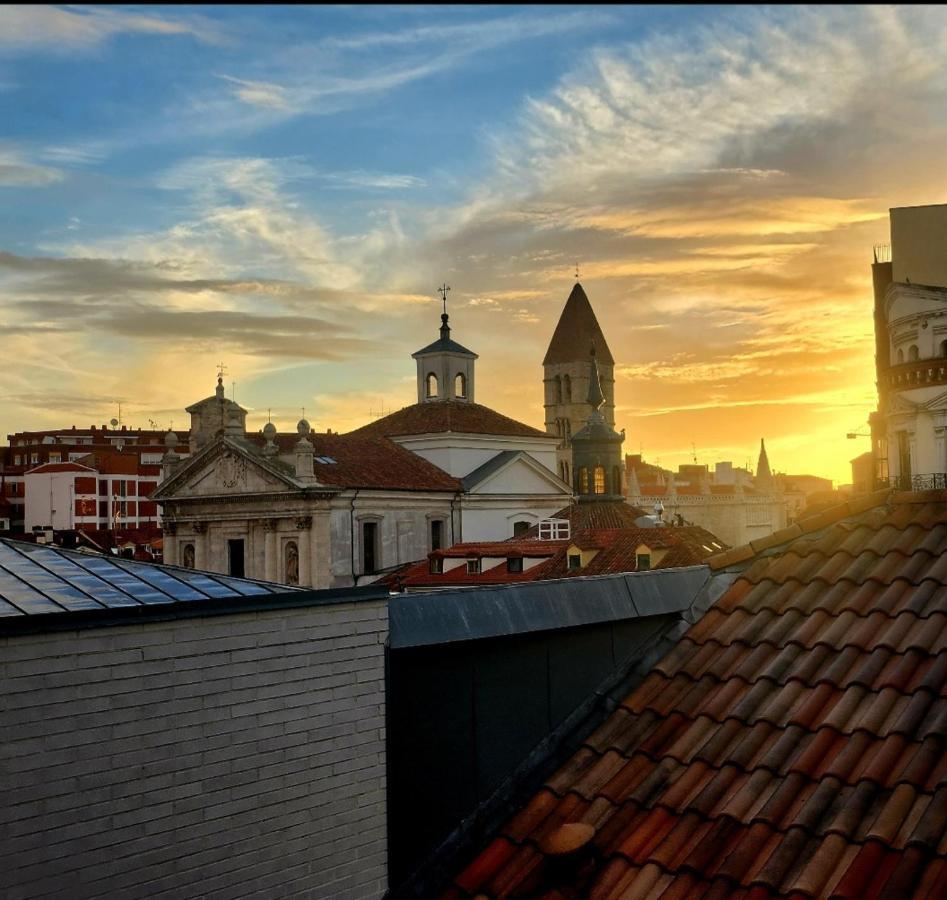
[[444, 495, 947, 899]]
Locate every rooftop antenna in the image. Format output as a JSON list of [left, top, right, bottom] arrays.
[[691, 442, 697, 464], [437, 282, 451, 316], [267, 408, 272, 424], [231, 381, 236, 403]]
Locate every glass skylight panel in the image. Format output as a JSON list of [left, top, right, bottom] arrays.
[[24, 547, 134, 608], [71, 554, 166, 605], [0, 596, 25, 617], [0, 546, 100, 611], [110, 558, 205, 602], [0, 566, 64, 614]]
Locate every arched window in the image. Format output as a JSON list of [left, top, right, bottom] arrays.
[[555, 375, 562, 404], [513, 520, 530, 537], [426, 372, 438, 398], [941, 340, 947, 358], [182, 544, 195, 569], [455, 372, 467, 398], [909, 345, 919, 361], [563, 374, 572, 401], [579, 467, 589, 493], [594, 466, 606, 494], [284, 540, 299, 585], [897, 348, 904, 364]]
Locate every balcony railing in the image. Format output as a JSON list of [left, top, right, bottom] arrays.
[[884, 473, 947, 492]]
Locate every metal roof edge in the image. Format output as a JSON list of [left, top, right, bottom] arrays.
[[388, 565, 711, 649]]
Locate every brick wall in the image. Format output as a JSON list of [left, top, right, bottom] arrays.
[[0, 598, 388, 900]]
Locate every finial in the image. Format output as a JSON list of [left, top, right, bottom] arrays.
[[437, 283, 451, 317], [575, 261, 580, 281]]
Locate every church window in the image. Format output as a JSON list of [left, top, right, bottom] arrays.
[[513, 520, 530, 537], [897, 348, 904, 364], [594, 466, 606, 494], [182, 544, 195, 569], [426, 373, 438, 398], [362, 521, 378, 574], [563, 375, 572, 401], [636, 553, 652, 571], [284, 540, 299, 585], [507, 557, 523, 573], [455, 372, 467, 398], [555, 375, 562, 403], [579, 467, 589, 493], [908, 344, 919, 361]]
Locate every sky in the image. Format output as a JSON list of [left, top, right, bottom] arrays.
[[3, 5, 947, 485]]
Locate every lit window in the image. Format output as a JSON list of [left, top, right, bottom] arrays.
[[594, 466, 606, 494], [466, 559, 480, 575]]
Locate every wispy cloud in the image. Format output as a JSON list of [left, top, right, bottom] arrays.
[[0, 144, 63, 186]]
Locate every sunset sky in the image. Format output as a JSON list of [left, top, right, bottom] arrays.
[[3, 5, 947, 484]]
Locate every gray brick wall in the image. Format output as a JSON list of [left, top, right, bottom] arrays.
[[0, 599, 389, 900]]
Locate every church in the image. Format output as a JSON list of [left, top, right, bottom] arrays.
[[153, 300, 573, 587]]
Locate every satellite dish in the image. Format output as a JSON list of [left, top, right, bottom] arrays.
[[110, 418, 119, 427]]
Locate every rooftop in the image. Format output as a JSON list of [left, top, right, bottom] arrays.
[[347, 400, 549, 440], [445, 488, 947, 898]]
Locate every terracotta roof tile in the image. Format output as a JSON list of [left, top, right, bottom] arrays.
[[347, 399, 548, 439], [444, 491, 947, 898]]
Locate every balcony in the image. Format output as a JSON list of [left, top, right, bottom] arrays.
[[884, 473, 947, 492], [886, 360, 947, 393]]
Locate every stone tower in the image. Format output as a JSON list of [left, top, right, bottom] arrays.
[[571, 346, 625, 501], [543, 282, 615, 485], [185, 375, 247, 454]]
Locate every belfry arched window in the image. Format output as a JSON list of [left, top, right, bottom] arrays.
[[579, 467, 589, 493], [613, 466, 623, 495], [594, 466, 606, 494], [555, 375, 562, 404], [455, 372, 467, 398], [563, 375, 572, 401], [909, 345, 919, 362], [426, 372, 438, 398]]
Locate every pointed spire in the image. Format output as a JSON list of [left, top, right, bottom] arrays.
[[544, 282, 614, 365], [756, 438, 773, 487], [586, 342, 605, 412]]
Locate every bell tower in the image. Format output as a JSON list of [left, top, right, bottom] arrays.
[[543, 281, 615, 485], [412, 284, 478, 403]]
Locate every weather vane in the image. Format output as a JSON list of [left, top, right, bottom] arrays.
[[437, 282, 451, 316], [217, 361, 228, 381]]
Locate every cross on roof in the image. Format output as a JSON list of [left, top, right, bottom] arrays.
[[216, 361, 228, 381], [437, 283, 451, 316]]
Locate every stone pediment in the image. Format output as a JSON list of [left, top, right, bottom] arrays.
[[154, 438, 303, 501], [463, 451, 571, 496]]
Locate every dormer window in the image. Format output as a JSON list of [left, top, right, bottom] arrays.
[[507, 557, 523, 573], [636, 552, 652, 571], [466, 559, 480, 575], [568, 554, 581, 570], [429, 557, 443, 575], [426, 373, 438, 398]]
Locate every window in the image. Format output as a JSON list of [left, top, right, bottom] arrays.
[[613, 466, 623, 495], [507, 557, 523, 573], [30, 453, 38, 464], [429, 556, 443, 575], [538, 519, 570, 540], [909, 344, 919, 361], [227, 540, 245, 578], [897, 348, 904, 364], [555, 375, 562, 403], [431, 519, 443, 551], [636, 553, 652, 571], [568, 554, 581, 570], [49, 453, 61, 463], [513, 520, 530, 537], [140, 452, 163, 465], [426, 373, 438, 398], [362, 522, 378, 574], [594, 466, 606, 494], [466, 558, 480, 575], [13, 455, 21, 466], [455, 372, 467, 398], [563, 374, 572, 401], [579, 467, 589, 493], [941, 340, 947, 358]]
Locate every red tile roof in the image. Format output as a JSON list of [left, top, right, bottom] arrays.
[[445, 490, 947, 898], [246, 432, 462, 492], [522, 501, 650, 534], [347, 400, 548, 439]]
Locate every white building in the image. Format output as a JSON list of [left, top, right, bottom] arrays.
[[23, 462, 98, 533], [155, 309, 573, 586], [871, 204, 947, 488]]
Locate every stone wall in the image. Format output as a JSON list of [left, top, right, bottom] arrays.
[[0, 597, 388, 899]]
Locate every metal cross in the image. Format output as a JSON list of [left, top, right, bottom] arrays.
[[437, 283, 451, 316], [217, 361, 228, 380]]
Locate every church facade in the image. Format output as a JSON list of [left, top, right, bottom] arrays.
[[154, 308, 572, 587]]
